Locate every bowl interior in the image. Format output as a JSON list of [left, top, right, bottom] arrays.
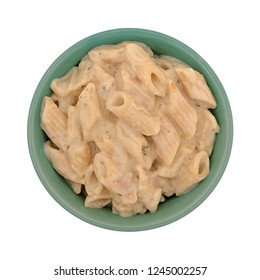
[[27, 28, 233, 231]]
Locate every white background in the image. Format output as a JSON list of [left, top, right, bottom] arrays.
[[1, 0, 259, 279]]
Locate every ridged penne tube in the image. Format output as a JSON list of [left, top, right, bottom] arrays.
[[84, 165, 112, 208], [91, 120, 117, 154], [117, 67, 155, 112], [152, 175, 171, 196], [50, 90, 81, 115], [116, 119, 155, 169], [155, 141, 195, 179], [175, 67, 217, 109], [112, 199, 146, 217], [88, 43, 126, 65], [67, 105, 83, 144], [152, 111, 180, 165], [92, 64, 115, 107], [166, 80, 197, 139], [50, 57, 93, 97], [94, 152, 138, 204], [125, 43, 167, 97], [77, 82, 103, 140], [154, 56, 191, 99], [84, 164, 104, 195], [136, 166, 162, 213], [195, 109, 220, 155], [44, 141, 84, 184], [172, 151, 210, 196], [67, 142, 91, 177], [156, 55, 188, 71], [41, 96, 68, 151], [106, 91, 160, 136], [84, 194, 112, 208], [67, 180, 82, 194], [152, 175, 170, 188]]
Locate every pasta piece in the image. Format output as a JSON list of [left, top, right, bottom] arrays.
[[125, 43, 167, 97], [95, 129, 115, 154], [88, 43, 126, 66], [166, 80, 197, 139], [89, 120, 120, 156], [85, 193, 112, 208], [94, 152, 138, 204], [67, 142, 91, 177], [92, 64, 116, 107], [175, 67, 217, 108], [172, 151, 210, 196], [116, 119, 155, 169], [152, 111, 180, 165], [156, 55, 188, 71], [152, 175, 171, 193], [67, 105, 83, 144], [132, 41, 154, 56], [44, 141, 84, 184], [154, 140, 195, 179], [77, 82, 103, 140], [41, 96, 68, 151], [112, 198, 146, 217], [106, 91, 160, 136], [50, 90, 81, 115], [84, 163, 112, 208], [84, 164, 104, 195], [50, 57, 93, 97], [116, 66, 155, 112], [136, 166, 162, 213], [195, 109, 220, 155], [67, 180, 82, 194], [155, 55, 188, 94]]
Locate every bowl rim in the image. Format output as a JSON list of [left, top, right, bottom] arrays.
[[27, 28, 233, 231]]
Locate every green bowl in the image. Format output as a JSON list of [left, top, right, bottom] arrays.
[[27, 28, 233, 231]]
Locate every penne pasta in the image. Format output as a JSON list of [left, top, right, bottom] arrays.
[[94, 152, 138, 204], [41, 41, 220, 217], [67, 142, 91, 177], [136, 166, 162, 213], [77, 82, 103, 140], [91, 64, 115, 107], [195, 109, 220, 155], [67, 180, 82, 194], [67, 105, 83, 144], [106, 90, 160, 136], [171, 151, 210, 196], [84, 164, 104, 196], [125, 42, 167, 97], [44, 141, 84, 184], [155, 140, 195, 179], [166, 80, 197, 139], [117, 66, 155, 112], [50, 90, 81, 115], [152, 110, 180, 165], [84, 194, 112, 208], [175, 67, 217, 109], [88, 43, 126, 66], [50, 57, 93, 97], [41, 96, 68, 151], [112, 198, 146, 217], [116, 119, 155, 169]]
